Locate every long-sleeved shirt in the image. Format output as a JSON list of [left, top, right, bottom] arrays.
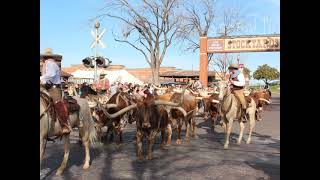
[[93, 78, 110, 91], [40, 59, 61, 84], [231, 71, 245, 87]]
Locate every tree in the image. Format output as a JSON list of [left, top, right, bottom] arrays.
[[253, 64, 280, 85], [96, 0, 185, 85], [243, 67, 251, 79], [178, 0, 215, 52], [209, 54, 233, 80], [179, 1, 245, 80]]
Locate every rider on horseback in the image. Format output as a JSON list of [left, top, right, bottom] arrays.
[[228, 64, 248, 122], [93, 73, 110, 95], [40, 48, 72, 134]]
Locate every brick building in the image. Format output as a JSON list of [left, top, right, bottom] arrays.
[[62, 64, 217, 84]]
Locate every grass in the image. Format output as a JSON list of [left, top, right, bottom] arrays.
[[249, 84, 280, 94]]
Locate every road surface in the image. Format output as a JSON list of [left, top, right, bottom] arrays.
[[41, 94, 280, 180]]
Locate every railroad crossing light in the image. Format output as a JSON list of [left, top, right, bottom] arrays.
[[95, 56, 106, 68], [82, 57, 94, 68], [96, 56, 111, 68]]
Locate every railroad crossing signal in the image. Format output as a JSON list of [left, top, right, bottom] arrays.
[[90, 29, 106, 49]]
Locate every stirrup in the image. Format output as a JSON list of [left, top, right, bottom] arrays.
[[79, 120, 83, 128], [242, 109, 248, 122], [62, 127, 71, 134]]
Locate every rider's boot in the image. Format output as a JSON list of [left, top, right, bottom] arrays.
[[242, 108, 248, 122]]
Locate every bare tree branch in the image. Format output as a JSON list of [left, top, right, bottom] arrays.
[[99, 0, 184, 85], [112, 31, 151, 66]]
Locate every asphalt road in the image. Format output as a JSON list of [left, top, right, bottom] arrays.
[[41, 94, 280, 180]]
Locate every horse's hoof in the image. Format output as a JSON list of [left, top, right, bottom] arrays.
[[83, 163, 90, 170], [237, 141, 241, 145], [246, 140, 251, 144], [166, 140, 172, 146], [223, 145, 229, 149], [56, 169, 63, 176], [146, 155, 152, 160], [160, 143, 167, 149], [176, 139, 181, 145], [137, 157, 143, 162]]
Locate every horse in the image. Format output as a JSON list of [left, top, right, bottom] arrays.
[[40, 88, 97, 175], [67, 83, 79, 97], [217, 81, 257, 149], [79, 83, 110, 106]]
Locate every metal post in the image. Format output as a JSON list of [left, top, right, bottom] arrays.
[[94, 26, 98, 81]]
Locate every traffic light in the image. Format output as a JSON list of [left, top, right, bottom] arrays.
[[82, 57, 94, 68]]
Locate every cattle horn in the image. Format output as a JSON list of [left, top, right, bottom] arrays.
[[103, 104, 138, 119], [211, 99, 220, 104], [171, 107, 187, 117], [154, 100, 188, 117], [187, 88, 199, 95], [88, 101, 97, 108], [154, 100, 180, 107], [116, 92, 121, 105], [105, 104, 118, 109], [123, 89, 130, 93], [152, 84, 167, 90], [173, 89, 182, 93], [258, 98, 271, 104]]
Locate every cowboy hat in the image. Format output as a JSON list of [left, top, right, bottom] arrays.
[[228, 63, 239, 69], [40, 48, 62, 59], [99, 73, 107, 76]]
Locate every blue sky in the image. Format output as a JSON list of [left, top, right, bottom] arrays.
[[40, 0, 279, 75]]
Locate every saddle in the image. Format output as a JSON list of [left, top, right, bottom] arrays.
[[63, 96, 80, 113]]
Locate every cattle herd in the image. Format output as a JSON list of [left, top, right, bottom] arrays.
[[40, 82, 272, 175]]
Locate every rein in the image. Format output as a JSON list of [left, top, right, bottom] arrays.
[[221, 85, 233, 114]]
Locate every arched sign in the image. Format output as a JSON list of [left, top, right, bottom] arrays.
[[199, 34, 280, 86]]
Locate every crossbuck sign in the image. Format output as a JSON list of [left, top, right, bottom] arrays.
[[90, 29, 106, 49]]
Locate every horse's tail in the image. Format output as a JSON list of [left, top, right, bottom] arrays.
[[75, 97, 98, 146], [87, 113, 98, 146]]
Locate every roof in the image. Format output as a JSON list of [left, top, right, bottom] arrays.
[[160, 71, 215, 77], [70, 69, 144, 85], [61, 70, 72, 77]]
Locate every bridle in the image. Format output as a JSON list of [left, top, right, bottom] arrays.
[[219, 82, 233, 114]]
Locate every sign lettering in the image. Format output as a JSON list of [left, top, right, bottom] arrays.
[[207, 35, 280, 53]]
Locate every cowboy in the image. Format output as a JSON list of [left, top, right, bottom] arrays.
[[228, 63, 248, 122], [193, 79, 203, 90], [40, 48, 72, 134], [93, 73, 110, 95]]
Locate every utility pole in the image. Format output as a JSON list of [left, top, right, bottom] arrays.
[[224, 26, 227, 80]]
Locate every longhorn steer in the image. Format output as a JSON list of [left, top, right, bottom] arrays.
[[203, 93, 220, 132], [93, 91, 135, 144], [249, 90, 271, 121], [168, 91, 197, 145], [100, 92, 187, 160]]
